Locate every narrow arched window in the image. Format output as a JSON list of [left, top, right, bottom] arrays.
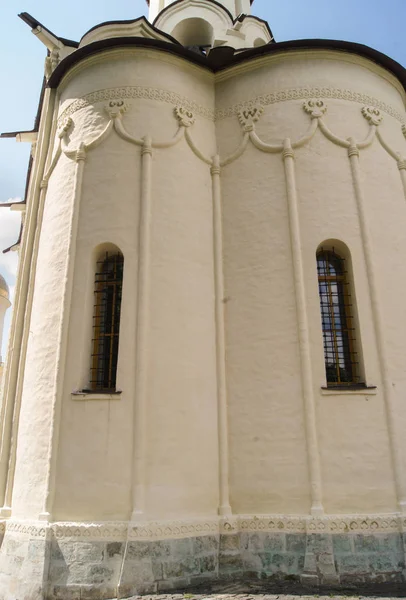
[[90, 252, 124, 391], [317, 249, 359, 386]]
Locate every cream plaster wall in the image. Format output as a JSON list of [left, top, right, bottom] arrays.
[[5, 45, 406, 528]]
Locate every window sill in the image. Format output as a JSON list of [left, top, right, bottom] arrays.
[[71, 390, 122, 401], [321, 385, 377, 396]]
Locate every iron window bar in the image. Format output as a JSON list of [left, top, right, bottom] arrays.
[[90, 252, 124, 391]]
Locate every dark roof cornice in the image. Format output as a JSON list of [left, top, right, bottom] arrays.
[[47, 36, 406, 93]]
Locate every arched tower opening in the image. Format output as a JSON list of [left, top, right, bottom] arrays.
[[170, 17, 214, 49]]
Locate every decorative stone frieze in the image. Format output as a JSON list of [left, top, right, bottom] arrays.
[[57, 85, 406, 128]]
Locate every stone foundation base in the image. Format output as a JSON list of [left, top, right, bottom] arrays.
[[0, 516, 405, 599]]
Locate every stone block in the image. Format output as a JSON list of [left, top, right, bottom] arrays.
[[354, 534, 381, 553], [151, 559, 163, 580], [192, 535, 218, 556], [378, 533, 402, 553], [306, 534, 333, 554], [48, 584, 82, 600], [76, 542, 104, 563], [48, 563, 68, 586], [286, 533, 306, 553], [170, 537, 193, 558], [220, 533, 240, 552], [80, 585, 116, 600], [119, 558, 154, 586], [248, 533, 265, 551], [157, 577, 190, 592], [218, 552, 243, 573], [199, 554, 217, 573], [163, 557, 200, 579], [263, 534, 285, 553], [150, 539, 171, 559], [52, 541, 77, 563], [300, 573, 320, 586], [336, 554, 368, 574], [106, 542, 124, 558], [87, 564, 114, 585], [269, 552, 298, 574], [368, 554, 402, 573], [240, 532, 249, 550], [241, 549, 262, 571], [126, 541, 151, 560], [332, 534, 353, 554]]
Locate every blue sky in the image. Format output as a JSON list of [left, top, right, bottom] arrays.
[[0, 0, 405, 355]]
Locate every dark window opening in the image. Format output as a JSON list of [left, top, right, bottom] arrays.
[[90, 252, 123, 391], [317, 249, 360, 386]]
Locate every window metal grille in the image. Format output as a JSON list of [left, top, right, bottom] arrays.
[[90, 252, 124, 391], [317, 249, 359, 386]]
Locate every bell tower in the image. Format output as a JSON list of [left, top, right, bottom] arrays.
[[147, 0, 253, 23]]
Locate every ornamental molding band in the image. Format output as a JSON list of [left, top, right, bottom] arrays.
[[57, 85, 406, 128], [48, 99, 406, 200], [2, 514, 406, 542]]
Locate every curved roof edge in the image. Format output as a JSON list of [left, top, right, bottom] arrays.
[[47, 36, 406, 93], [80, 16, 181, 46]]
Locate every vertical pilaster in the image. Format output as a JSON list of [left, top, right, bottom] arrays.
[[131, 137, 153, 521], [0, 88, 56, 514], [348, 139, 406, 513], [282, 139, 324, 517], [211, 155, 232, 517]]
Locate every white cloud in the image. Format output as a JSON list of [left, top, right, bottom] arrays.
[[0, 199, 22, 360]]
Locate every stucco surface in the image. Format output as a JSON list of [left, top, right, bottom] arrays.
[[1, 20, 406, 597]]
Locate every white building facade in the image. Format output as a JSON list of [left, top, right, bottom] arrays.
[[1, 0, 406, 598]]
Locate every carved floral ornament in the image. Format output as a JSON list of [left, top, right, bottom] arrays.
[[238, 104, 264, 131], [303, 99, 328, 119], [105, 99, 129, 119], [361, 105, 383, 126], [174, 106, 196, 127]]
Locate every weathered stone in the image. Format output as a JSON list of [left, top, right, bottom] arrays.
[[170, 538, 193, 559], [76, 542, 104, 562], [120, 557, 154, 585], [150, 540, 172, 559], [219, 552, 244, 573], [354, 534, 380, 553], [163, 558, 200, 579], [332, 534, 353, 554], [220, 534, 240, 552], [106, 542, 124, 558], [48, 563, 68, 586], [242, 550, 262, 571], [368, 554, 402, 573], [286, 534, 306, 553], [126, 541, 151, 560], [336, 554, 369, 574], [48, 584, 82, 600], [193, 535, 218, 556], [263, 534, 285, 553], [200, 554, 217, 573], [306, 534, 333, 554], [87, 564, 114, 584]]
